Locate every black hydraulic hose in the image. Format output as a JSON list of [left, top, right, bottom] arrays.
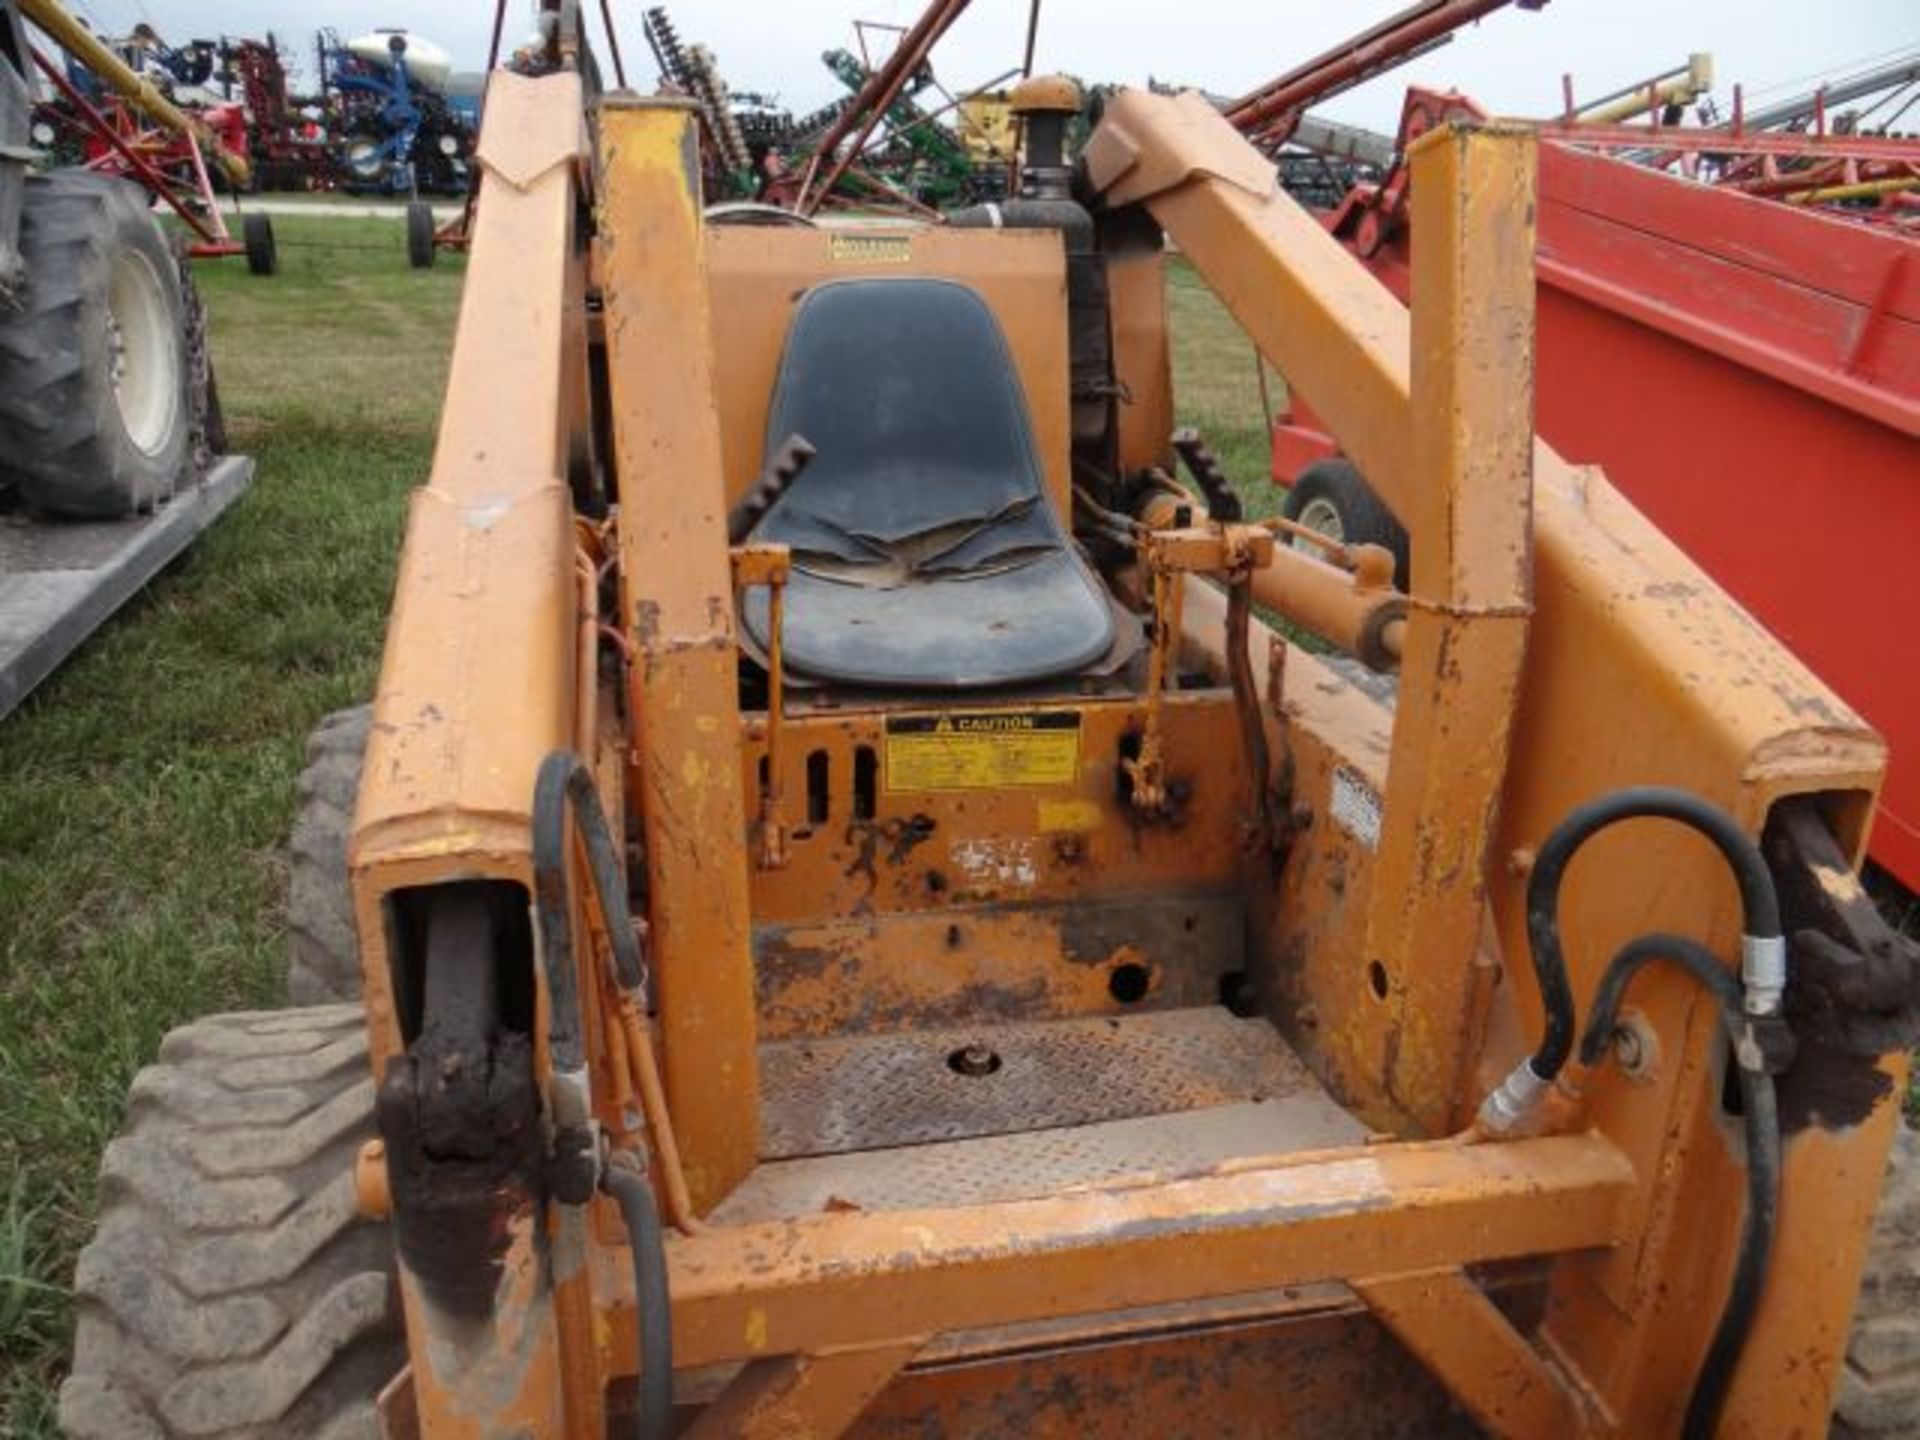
[[532, 751, 650, 1073], [1523, 785, 1782, 1087], [1579, 933, 1780, 1440], [532, 750, 654, 1205], [604, 1163, 674, 1440]]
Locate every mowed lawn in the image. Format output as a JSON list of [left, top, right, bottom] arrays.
[[0, 223, 1278, 1429]]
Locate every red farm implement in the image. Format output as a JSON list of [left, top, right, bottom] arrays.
[[1266, 87, 1920, 886], [22, 0, 275, 272]]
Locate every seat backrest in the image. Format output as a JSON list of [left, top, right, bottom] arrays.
[[739, 277, 1115, 689], [758, 278, 1055, 551]]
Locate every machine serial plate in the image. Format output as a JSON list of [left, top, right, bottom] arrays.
[[884, 710, 1080, 792]]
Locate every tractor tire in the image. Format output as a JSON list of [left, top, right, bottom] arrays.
[[58, 1005, 402, 1439], [406, 200, 436, 270], [287, 706, 371, 1006], [243, 211, 278, 277], [0, 171, 193, 518], [1282, 457, 1412, 590], [1833, 1122, 1920, 1436], [180, 254, 226, 470]]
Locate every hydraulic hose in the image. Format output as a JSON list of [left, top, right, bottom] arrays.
[[1482, 785, 1785, 1130], [1579, 934, 1780, 1440], [604, 1163, 674, 1440], [532, 751, 651, 1073]]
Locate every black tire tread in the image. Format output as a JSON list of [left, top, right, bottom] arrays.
[[405, 201, 435, 270], [1834, 1122, 1920, 1436], [287, 706, 371, 1006], [59, 1005, 400, 1439], [1283, 457, 1412, 587], [0, 171, 192, 517]]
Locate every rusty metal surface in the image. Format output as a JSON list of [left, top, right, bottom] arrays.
[[683, 1342, 924, 1440], [854, 1306, 1481, 1440], [757, 1008, 1322, 1158], [753, 892, 1246, 1040], [1356, 1267, 1583, 1438], [720, 1099, 1367, 1221], [740, 696, 1251, 926]]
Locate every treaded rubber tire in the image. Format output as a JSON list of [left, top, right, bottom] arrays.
[[243, 211, 277, 277], [288, 706, 370, 1006], [0, 171, 192, 518], [58, 1005, 402, 1439], [1834, 1122, 1920, 1436], [1282, 457, 1412, 589], [405, 200, 435, 269]]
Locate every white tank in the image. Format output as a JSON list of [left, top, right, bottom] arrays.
[[344, 30, 453, 92]]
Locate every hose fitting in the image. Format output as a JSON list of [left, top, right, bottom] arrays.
[[1475, 1058, 1551, 1135], [1741, 933, 1788, 1016]]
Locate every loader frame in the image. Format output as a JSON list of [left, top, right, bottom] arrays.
[[345, 64, 1903, 1439]]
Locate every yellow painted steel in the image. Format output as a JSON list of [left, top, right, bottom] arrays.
[[596, 1133, 1633, 1371], [1086, 88, 1894, 1433], [598, 97, 761, 1213], [1368, 121, 1537, 1132], [348, 69, 592, 1440], [350, 73, 1909, 1440]]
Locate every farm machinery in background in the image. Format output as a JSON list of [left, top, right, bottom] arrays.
[[316, 28, 473, 197], [16, 0, 276, 272], [29, 14, 476, 199], [640, 2, 1018, 215], [0, 0, 252, 718], [404, 0, 1023, 269]]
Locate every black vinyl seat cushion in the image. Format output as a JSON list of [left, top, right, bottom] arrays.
[[739, 278, 1113, 689]]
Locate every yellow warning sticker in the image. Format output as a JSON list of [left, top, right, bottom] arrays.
[[884, 711, 1081, 792], [829, 232, 912, 266]]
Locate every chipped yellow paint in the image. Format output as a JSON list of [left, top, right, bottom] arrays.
[[745, 1307, 769, 1352], [603, 98, 761, 1211]]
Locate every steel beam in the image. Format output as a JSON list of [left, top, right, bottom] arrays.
[[599, 97, 761, 1211], [600, 1134, 1633, 1370], [1368, 121, 1536, 1130], [1356, 1267, 1587, 1436]]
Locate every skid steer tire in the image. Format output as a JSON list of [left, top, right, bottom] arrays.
[[1833, 1121, 1920, 1436], [58, 1005, 402, 1439], [0, 171, 193, 518], [287, 705, 370, 1006]]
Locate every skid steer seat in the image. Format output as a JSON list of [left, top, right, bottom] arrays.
[[740, 278, 1114, 689]]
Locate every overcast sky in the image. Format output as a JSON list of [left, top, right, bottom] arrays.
[[57, 0, 1920, 134]]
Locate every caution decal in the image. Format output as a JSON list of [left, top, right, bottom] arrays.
[[884, 711, 1081, 792]]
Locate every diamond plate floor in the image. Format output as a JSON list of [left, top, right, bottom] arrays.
[[718, 1008, 1365, 1223], [759, 1008, 1319, 1159]]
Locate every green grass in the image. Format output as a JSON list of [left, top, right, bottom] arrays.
[[0, 228, 1273, 1432], [1167, 257, 1286, 513], [0, 217, 463, 1433]]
